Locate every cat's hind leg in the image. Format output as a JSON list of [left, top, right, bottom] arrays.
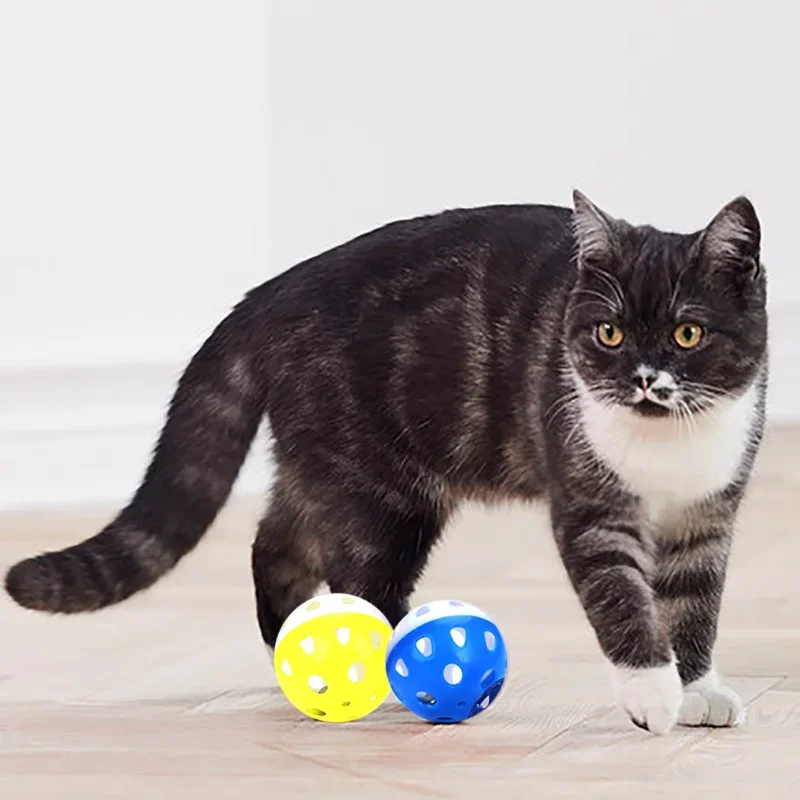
[[251, 477, 325, 650], [321, 489, 448, 628]]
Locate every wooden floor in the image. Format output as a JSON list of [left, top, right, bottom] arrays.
[[3, 427, 800, 798]]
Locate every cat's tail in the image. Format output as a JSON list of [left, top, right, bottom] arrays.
[[5, 294, 270, 613]]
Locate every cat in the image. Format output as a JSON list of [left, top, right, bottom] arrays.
[[5, 190, 767, 735]]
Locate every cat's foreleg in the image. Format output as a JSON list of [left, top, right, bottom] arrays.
[[655, 504, 744, 727], [553, 504, 682, 734]]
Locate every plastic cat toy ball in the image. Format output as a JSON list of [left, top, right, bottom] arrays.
[[273, 593, 393, 722], [386, 600, 508, 724]]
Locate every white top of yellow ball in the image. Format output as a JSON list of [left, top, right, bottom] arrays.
[[275, 592, 391, 646]]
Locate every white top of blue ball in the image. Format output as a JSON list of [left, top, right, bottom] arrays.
[[387, 599, 494, 657]]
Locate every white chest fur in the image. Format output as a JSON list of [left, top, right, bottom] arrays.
[[577, 382, 759, 526]]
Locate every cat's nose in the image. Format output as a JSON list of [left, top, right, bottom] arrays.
[[634, 367, 657, 390]]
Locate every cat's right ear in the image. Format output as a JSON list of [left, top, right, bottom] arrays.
[[572, 190, 617, 267]]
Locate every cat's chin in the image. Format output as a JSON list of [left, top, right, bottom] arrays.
[[628, 399, 672, 418]]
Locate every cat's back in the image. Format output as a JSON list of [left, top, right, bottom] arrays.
[[254, 202, 575, 316]]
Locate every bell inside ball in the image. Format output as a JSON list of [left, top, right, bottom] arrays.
[[386, 599, 508, 723], [273, 593, 393, 722]]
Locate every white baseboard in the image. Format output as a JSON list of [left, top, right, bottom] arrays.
[[2, 302, 798, 511], [0, 361, 272, 511], [764, 303, 800, 424]]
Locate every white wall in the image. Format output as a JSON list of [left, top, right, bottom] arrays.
[[0, 1, 270, 508], [2, 0, 799, 509], [268, 0, 798, 277], [0, 0, 268, 369]]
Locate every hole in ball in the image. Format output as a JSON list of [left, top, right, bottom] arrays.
[[336, 627, 351, 646], [348, 662, 366, 683], [416, 691, 437, 706], [481, 669, 495, 688], [416, 636, 433, 657], [370, 630, 383, 650], [300, 636, 315, 655], [308, 675, 327, 694], [443, 664, 463, 685], [395, 658, 409, 678], [416, 605, 430, 617], [306, 708, 327, 718], [450, 627, 467, 648], [280, 660, 292, 677], [306, 600, 321, 611], [484, 630, 497, 651]]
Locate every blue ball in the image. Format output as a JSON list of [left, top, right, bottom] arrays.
[[386, 600, 508, 723]]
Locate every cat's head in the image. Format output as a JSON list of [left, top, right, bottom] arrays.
[[565, 191, 767, 418]]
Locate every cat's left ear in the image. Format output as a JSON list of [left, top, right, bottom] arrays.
[[699, 196, 762, 280]]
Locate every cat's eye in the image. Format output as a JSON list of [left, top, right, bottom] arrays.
[[673, 323, 703, 349], [596, 322, 624, 348]]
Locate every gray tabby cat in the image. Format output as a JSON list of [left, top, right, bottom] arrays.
[[6, 190, 767, 735]]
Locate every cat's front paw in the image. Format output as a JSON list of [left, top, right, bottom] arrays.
[[679, 671, 745, 728], [610, 660, 683, 735]]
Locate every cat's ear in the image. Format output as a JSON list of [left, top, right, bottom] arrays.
[[699, 196, 761, 280], [572, 190, 618, 267]]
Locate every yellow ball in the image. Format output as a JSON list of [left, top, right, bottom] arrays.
[[273, 593, 392, 722]]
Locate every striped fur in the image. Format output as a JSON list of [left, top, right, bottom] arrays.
[[5, 193, 767, 734]]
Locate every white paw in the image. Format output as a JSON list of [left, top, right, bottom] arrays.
[[679, 670, 746, 728], [610, 660, 683, 735]]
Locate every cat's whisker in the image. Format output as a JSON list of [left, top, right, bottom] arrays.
[[570, 301, 617, 317], [683, 387, 732, 416], [682, 381, 736, 401], [564, 390, 616, 448], [666, 272, 685, 314], [546, 377, 620, 433], [680, 398, 700, 437], [570, 289, 620, 315], [677, 402, 688, 436], [544, 389, 580, 421], [587, 266, 626, 311], [674, 302, 709, 319], [544, 391, 582, 429], [683, 387, 731, 402], [564, 415, 585, 447], [669, 404, 682, 435]]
